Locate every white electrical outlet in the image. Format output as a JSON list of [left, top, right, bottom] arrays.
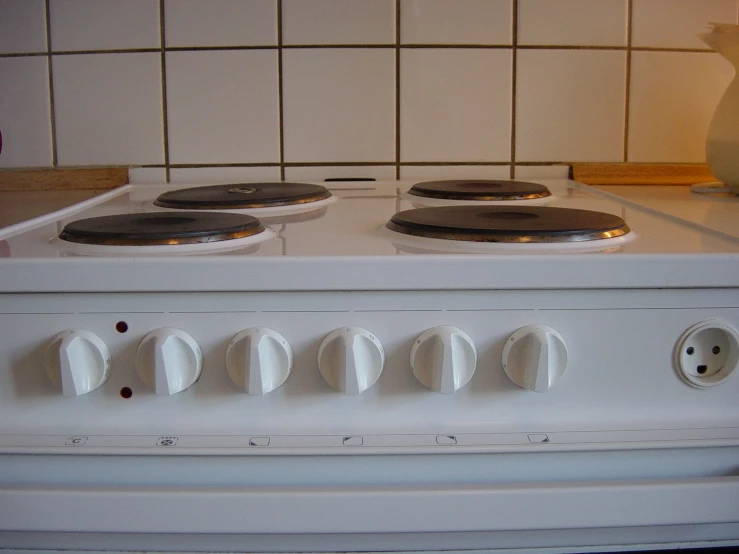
[[674, 320, 739, 388]]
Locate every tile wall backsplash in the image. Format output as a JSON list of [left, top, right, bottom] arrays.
[[0, 0, 737, 181]]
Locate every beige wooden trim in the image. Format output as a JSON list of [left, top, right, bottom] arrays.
[[0, 168, 129, 192], [571, 163, 716, 185]]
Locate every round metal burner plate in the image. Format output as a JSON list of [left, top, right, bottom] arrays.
[[408, 180, 552, 201], [154, 183, 332, 209], [59, 212, 265, 246], [387, 206, 630, 243]]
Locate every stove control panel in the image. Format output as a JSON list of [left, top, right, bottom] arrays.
[[2, 288, 739, 452]]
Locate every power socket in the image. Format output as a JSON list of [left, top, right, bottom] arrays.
[[674, 320, 739, 388]]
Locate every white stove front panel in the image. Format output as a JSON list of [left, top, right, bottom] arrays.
[[1, 287, 738, 455]]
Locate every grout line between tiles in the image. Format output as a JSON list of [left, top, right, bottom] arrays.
[[516, 44, 624, 51], [169, 163, 282, 169], [509, 0, 518, 179], [159, 0, 170, 181], [0, 52, 49, 58], [399, 161, 515, 167], [395, 0, 401, 179], [46, 48, 162, 55], [631, 47, 712, 53], [2, 46, 717, 59], [152, 161, 687, 169], [623, 0, 633, 163], [166, 162, 525, 168], [164, 45, 278, 52], [399, 44, 511, 49], [283, 162, 398, 167], [283, 44, 396, 49], [44, 0, 57, 167], [54, 162, 564, 170], [277, 0, 286, 180]]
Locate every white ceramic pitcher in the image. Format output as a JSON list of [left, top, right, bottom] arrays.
[[700, 23, 739, 192]]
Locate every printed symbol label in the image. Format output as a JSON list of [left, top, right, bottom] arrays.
[[436, 435, 457, 445], [156, 436, 178, 446], [527, 433, 550, 443], [343, 436, 363, 446], [249, 437, 270, 447], [65, 436, 88, 446]]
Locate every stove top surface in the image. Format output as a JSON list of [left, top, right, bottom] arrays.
[[1, 179, 738, 291], [595, 184, 739, 239]]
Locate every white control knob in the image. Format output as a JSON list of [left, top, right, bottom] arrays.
[[318, 327, 384, 395], [411, 326, 477, 394], [226, 327, 292, 395], [136, 327, 202, 396], [502, 325, 568, 393], [44, 330, 111, 396]]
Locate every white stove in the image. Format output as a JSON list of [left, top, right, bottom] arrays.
[[0, 178, 738, 553]]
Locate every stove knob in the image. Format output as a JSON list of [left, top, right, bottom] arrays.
[[136, 328, 202, 395], [502, 325, 568, 393], [318, 327, 384, 395], [44, 330, 111, 396], [226, 327, 293, 395], [411, 326, 477, 394]]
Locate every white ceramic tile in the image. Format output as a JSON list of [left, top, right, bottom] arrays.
[[518, 0, 627, 46], [516, 50, 626, 162], [165, 0, 277, 47], [169, 166, 281, 183], [632, 0, 738, 49], [282, 0, 395, 45], [401, 0, 511, 45], [49, 0, 160, 51], [282, 49, 395, 163], [53, 53, 164, 165], [284, 166, 396, 181], [628, 52, 731, 163], [400, 49, 511, 163], [514, 165, 571, 179], [0, 0, 47, 53], [0, 57, 52, 167], [166, 51, 279, 164], [128, 167, 167, 183], [399, 165, 511, 180]]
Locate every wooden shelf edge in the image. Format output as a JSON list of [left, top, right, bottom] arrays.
[[571, 163, 716, 185], [0, 167, 129, 192]]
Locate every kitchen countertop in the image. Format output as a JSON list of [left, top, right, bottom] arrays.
[[0, 167, 129, 228], [0, 189, 108, 228]]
